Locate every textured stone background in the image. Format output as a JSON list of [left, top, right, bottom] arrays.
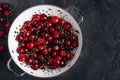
[[0, 0, 120, 80]]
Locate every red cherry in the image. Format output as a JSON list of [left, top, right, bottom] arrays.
[[65, 40, 71, 46], [18, 55, 27, 62], [28, 27, 34, 32], [52, 16, 59, 24], [60, 60, 65, 67], [37, 37, 44, 44], [17, 47, 25, 54], [33, 14, 40, 21], [0, 6, 2, 12], [20, 27, 27, 32], [70, 34, 76, 41], [2, 3, 9, 9], [31, 64, 39, 70], [16, 35, 23, 42], [46, 22, 52, 28], [47, 59, 53, 65], [27, 58, 33, 65], [0, 45, 5, 51], [43, 49, 49, 55], [3, 10, 10, 17], [67, 52, 74, 60], [59, 19, 65, 25], [0, 30, 4, 38], [54, 58, 60, 66], [24, 21, 31, 27], [63, 22, 71, 30], [40, 14, 47, 21], [33, 53, 38, 58], [36, 21, 44, 28], [49, 27, 55, 32], [47, 35, 53, 42], [52, 51, 57, 58], [27, 42, 34, 49], [38, 45, 44, 51], [72, 42, 78, 48], [60, 49, 67, 57], [34, 59, 39, 64], [5, 22, 11, 29], [38, 54, 44, 62], [23, 31, 31, 37], [56, 56, 62, 60], [0, 17, 4, 22], [53, 45, 59, 51], [53, 31, 59, 38]]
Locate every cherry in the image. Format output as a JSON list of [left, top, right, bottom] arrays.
[[0, 30, 4, 38], [17, 47, 25, 54], [33, 53, 38, 58], [43, 49, 49, 55], [63, 22, 71, 30], [18, 55, 27, 62], [52, 51, 57, 58], [47, 35, 53, 42], [72, 42, 78, 48], [39, 63, 45, 69], [60, 60, 65, 67], [53, 39, 59, 44], [59, 19, 65, 25], [31, 64, 39, 70], [70, 34, 76, 41], [5, 22, 11, 29], [67, 52, 74, 60], [46, 22, 52, 28], [37, 37, 44, 44], [34, 59, 39, 64], [54, 58, 60, 66], [65, 40, 71, 46], [23, 31, 31, 37], [55, 24, 61, 30], [56, 56, 62, 60], [28, 27, 34, 32], [3, 10, 10, 17], [36, 21, 44, 28], [52, 16, 59, 24], [20, 27, 27, 32], [0, 45, 5, 51], [40, 14, 47, 21], [0, 17, 4, 22], [16, 35, 23, 42], [0, 6, 2, 11], [27, 42, 34, 49], [60, 49, 66, 57], [27, 58, 33, 65], [47, 59, 53, 65], [38, 54, 44, 62], [49, 27, 55, 32], [53, 45, 59, 51], [24, 21, 31, 27], [53, 31, 59, 38], [2, 3, 9, 9], [38, 45, 44, 51], [33, 14, 40, 21]]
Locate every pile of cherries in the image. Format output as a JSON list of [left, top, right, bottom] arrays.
[[0, 2, 13, 52], [16, 13, 78, 70]]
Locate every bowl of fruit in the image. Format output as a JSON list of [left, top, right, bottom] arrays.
[[7, 5, 83, 78]]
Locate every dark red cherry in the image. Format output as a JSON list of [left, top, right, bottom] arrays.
[[2, 3, 9, 9], [5, 22, 11, 29], [24, 21, 31, 27], [63, 22, 71, 30], [40, 14, 47, 21], [17, 47, 25, 54], [0, 30, 4, 38], [52, 16, 59, 24], [33, 14, 40, 21], [27, 58, 33, 65], [38, 45, 44, 51], [53, 45, 59, 51], [3, 10, 10, 17], [18, 55, 27, 62], [31, 64, 39, 70], [0, 45, 5, 52], [27, 42, 35, 49]]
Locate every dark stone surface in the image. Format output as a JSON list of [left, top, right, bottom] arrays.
[[0, 0, 120, 80]]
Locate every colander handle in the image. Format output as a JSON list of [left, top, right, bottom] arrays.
[[66, 6, 83, 25], [7, 58, 26, 77]]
